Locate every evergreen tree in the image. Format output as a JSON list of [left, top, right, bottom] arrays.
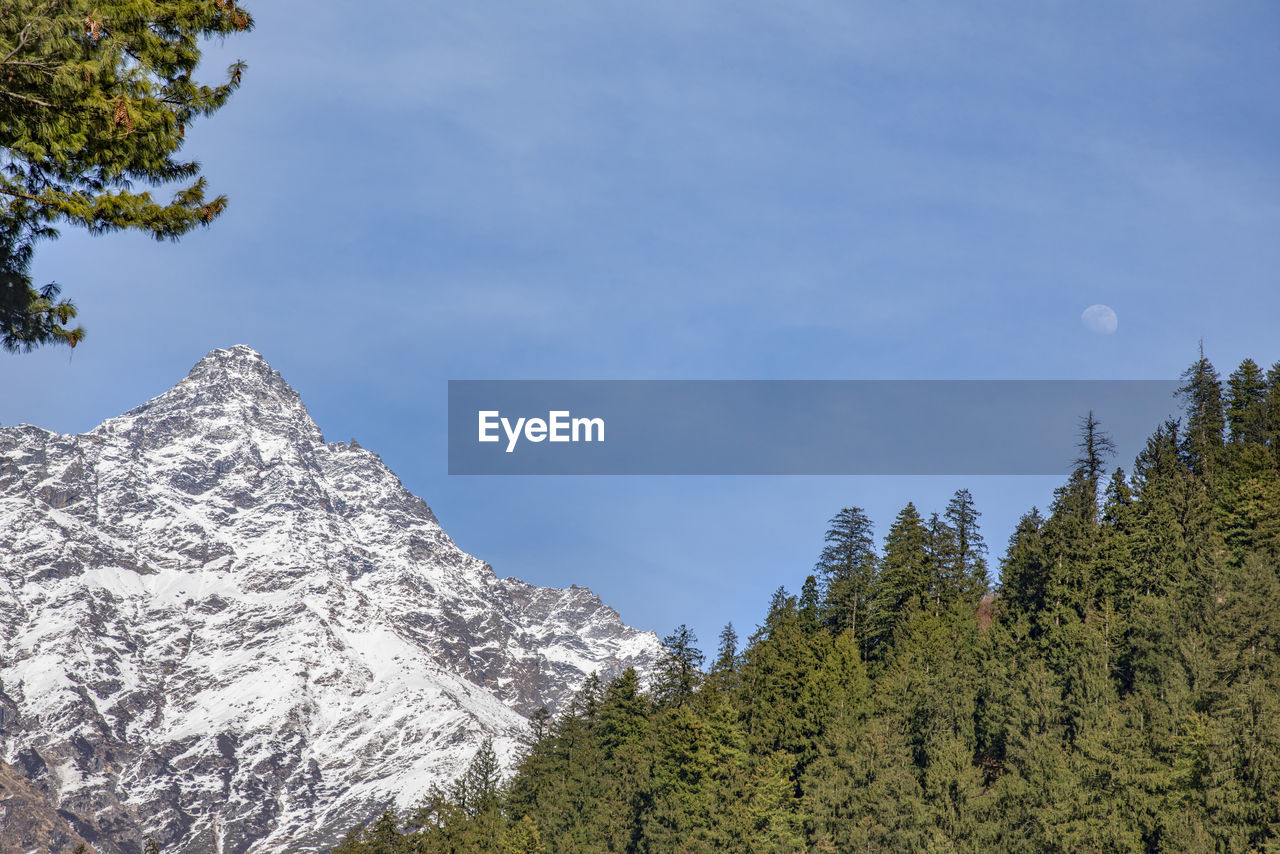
[[740, 591, 815, 758], [943, 488, 989, 602], [802, 629, 870, 741], [714, 622, 738, 671], [1036, 413, 1118, 627], [867, 502, 931, 662], [1198, 552, 1280, 848], [798, 574, 822, 633], [1095, 467, 1138, 606], [875, 605, 985, 846], [451, 737, 504, 844], [525, 707, 551, 746], [1, 0, 252, 349], [500, 815, 545, 854], [814, 506, 876, 649], [925, 511, 958, 613], [1177, 346, 1226, 476], [1128, 421, 1190, 600], [598, 668, 648, 756], [1266, 361, 1280, 465], [1216, 442, 1280, 564], [1226, 358, 1268, 445], [1075, 410, 1117, 513], [332, 357, 1280, 854], [711, 622, 739, 681], [654, 624, 704, 707], [999, 507, 1047, 617], [364, 810, 406, 853], [0, 234, 81, 350]]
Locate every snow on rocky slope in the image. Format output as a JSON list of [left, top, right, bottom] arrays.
[[0, 345, 661, 854]]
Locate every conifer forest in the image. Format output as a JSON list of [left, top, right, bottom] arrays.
[[334, 353, 1280, 853]]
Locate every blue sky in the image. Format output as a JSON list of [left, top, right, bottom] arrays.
[[3, 2, 1279, 651]]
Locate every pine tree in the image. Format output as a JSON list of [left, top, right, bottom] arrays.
[[363, 809, 406, 853], [327, 369, 1280, 852], [1128, 421, 1190, 599], [944, 488, 989, 602], [711, 621, 739, 686], [598, 668, 648, 757], [999, 507, 1047, 617], [814, 506, 876, 650], [1177, 346, 1226, 476], [654, 624, 704, 707], [1095, 467, 1138, 607], [805, 629, 870, 740], [1, 0, 252, 349], [798, 574, 822, 634], [983, 647, 1081, 853], [525, 707, 551, 746], [925, 511, 958, 613], [738, 590, 822, 760], [0, 234, 81, 350], [867, 502, 931, 662], [1102, 466, 1133, 526], [511, 694, 607, 849], [1216, 441, 1280, 565], [1036, 413, 1119, 627], [1075, 411, 1117, 514], [1226, 358, 1268, 445], [1266, 361, 1280, 465], [500, 815, 545, 854], [836, 716, 935, 852], [453, 738, 502, 818], [1198, 552, 1280, 848], [638, 699, 753, 852]]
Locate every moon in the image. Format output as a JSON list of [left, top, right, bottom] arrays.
[[1081, 304, 1118, 334]]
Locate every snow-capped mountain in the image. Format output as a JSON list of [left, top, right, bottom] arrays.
[[0, 345, 661, 854]]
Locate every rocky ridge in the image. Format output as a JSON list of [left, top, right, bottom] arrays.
[[0, 346, 661, 853]]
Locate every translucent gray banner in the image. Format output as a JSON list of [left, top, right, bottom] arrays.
[[447, 380, 1181, 475]]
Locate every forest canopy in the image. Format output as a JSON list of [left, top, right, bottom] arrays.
[[333, 352, 1280, 853]]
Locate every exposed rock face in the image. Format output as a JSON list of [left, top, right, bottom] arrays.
[[0, 346, 661, 853], [0, 758, 95, 853]]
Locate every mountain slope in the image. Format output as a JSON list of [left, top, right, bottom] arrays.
[[0, 345, 660, 854], [0, 758, 95, 854]]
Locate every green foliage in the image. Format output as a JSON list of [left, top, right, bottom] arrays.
[[1, 0, 252, 350], [814, 506, 877, 651], [1228, 358, 1269, 445], [500, 816, 545, 854], [711, 622, 738, 675], [655, 624, 705, 707], [0, 229, 82, 350], [1177, 346, 1226, 475], [999, 506, 1047, 616], [334, 349, 1280, 853], [867, 501, 931, 661], [944, 488, 989, 601], [1267, 361, 1280, 467]]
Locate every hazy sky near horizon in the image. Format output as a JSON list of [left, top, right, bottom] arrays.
[[3, 2, 1279, 649]]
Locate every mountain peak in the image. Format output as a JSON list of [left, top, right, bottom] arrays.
[[185, 344, 295, 397], [97, 345, 326, 447], [188, 343, 271, 377], [0, 346, 662, 853]]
